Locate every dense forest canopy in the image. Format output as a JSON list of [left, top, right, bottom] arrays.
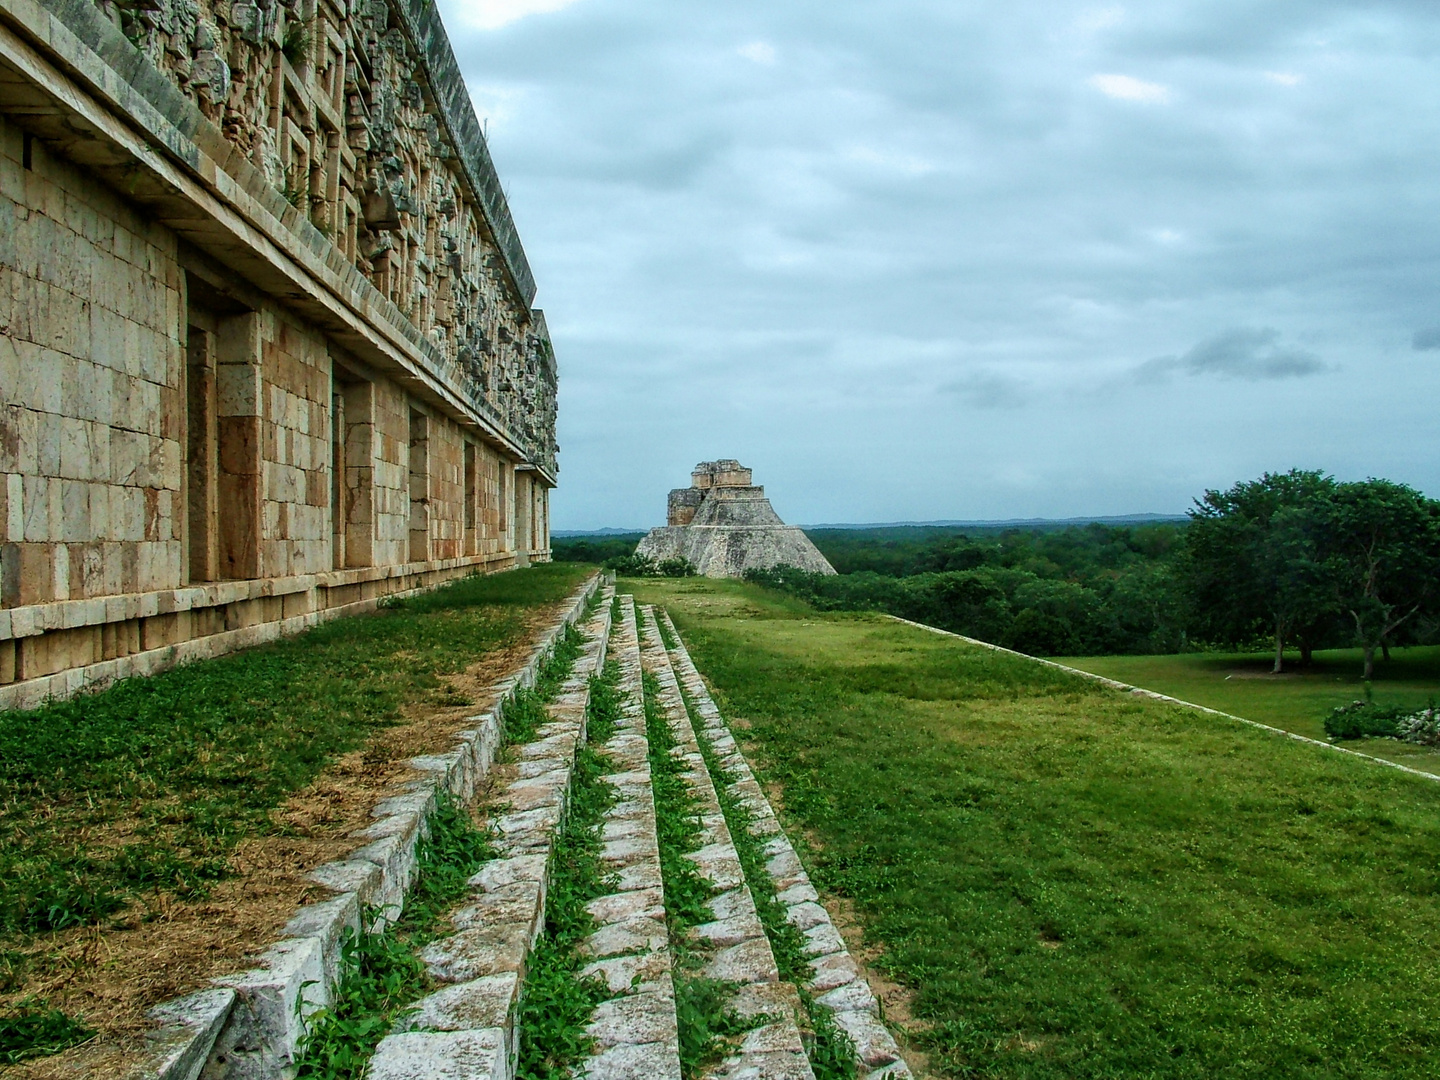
[[552, 473, 1440, 662]]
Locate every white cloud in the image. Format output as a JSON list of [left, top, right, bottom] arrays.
[[1075, 6, 1125, 33], [456, 0, 586, 32], [738, 40, 777, 65], [1264, 71, 1304, 86], [1088, 73, 1171, 103]]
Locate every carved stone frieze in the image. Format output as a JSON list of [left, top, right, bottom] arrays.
[[89, 0, 557, 474]]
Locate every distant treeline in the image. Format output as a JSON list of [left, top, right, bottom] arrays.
[[755, 523, 1190, 657], [554, 472, 1440, 663], [552, 534, 645, 565]]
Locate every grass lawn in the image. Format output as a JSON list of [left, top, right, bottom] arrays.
[[1054, 648, 1440, 771], [0, 561, 590, 1051], [628, 576, 1440, 1080]]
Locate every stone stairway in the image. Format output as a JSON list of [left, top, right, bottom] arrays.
[[154, 582, 909, 1080], [575, 595, 682, 1079], [365, 595, 910, 1080], [656, 609, 912, 1080], [636, 604, 817, 1080], [365, 586, 617, 1080]]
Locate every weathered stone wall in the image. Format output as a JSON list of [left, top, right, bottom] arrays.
[[0, 0, 558, 705], [0, 114, 186, 606], [261, 313, 332, 578]]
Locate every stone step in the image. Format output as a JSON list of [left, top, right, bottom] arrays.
[[637, 604, 817, 1080], [138, 574, 607, 1080], [366, 587, 617, 1080], [575, 595, 683, 1080], [655, 609, 912, 1080]]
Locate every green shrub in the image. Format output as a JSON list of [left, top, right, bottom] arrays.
[[1324, 700, 1406, 739]]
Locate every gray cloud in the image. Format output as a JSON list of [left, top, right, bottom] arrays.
[[439, 0, 1440, 527], [941, 373, 1029, 410], [1139, 328, 1330, 382], [1414, 327, 1440, 350]]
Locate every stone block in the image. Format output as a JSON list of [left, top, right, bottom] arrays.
[[785, 901, 832, 932], [420, 923, 530, 983], [141, 987, 235, 1080], [701, 937, 778, 985], [580, 916, 668, 960], [689, 912, 766, 949], [584, 887, 664, 926], [468, 854, 548, 893], [207, 936, 328, 1078], [585, 990, 679, 1049], [582, 1040, 683, 1080], [816, 980, 878, 1015], [394, 972, 520, 1033], [711, 1048, 815, 1080], [578, 949, 672, 996], [450, 881, 544, 942], [685, 843, 745, 890], [802, 922, 848, 958], [367, 1028, 508, 1080], [829, 1010, 903, 1069]]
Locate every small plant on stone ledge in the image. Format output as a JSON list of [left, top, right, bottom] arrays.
[[281, 168, 308, 210]]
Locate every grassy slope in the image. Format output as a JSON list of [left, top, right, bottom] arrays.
[[0, 563, 591, 941], [628, 577, 1440, 1080], [1055, 649, 1440, 770]]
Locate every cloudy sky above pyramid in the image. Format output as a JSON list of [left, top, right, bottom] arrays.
[[437, 0, 1440, 529]]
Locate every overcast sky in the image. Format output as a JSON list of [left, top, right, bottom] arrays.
[[436, 0, 1440, 530]]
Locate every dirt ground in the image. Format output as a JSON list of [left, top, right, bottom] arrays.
[[6, 595, 573, 1079]]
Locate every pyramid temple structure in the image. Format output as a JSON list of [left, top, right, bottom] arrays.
[[636, 461, 837, 578]]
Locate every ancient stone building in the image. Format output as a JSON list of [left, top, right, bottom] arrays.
[[0, 0, 558, 707], [636, 460, 836, 578]]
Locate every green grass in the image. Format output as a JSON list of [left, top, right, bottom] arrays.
[[0, 563, 589, 941], [0, 1000, 93, 1064], [1054, 647, 1440, 770], [516, 661, 623, 1080], [628, 576, 1440, 1080], [296, 791, 498, 1079]]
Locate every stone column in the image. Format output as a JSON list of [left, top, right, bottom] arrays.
[[215, 312, 262, 580]]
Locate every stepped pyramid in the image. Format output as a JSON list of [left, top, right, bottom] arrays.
[[636, 461, 837, 578]]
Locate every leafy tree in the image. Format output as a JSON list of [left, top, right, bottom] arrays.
[[1326, 479, 1440, 679], [1181, 470, 1339, 672]]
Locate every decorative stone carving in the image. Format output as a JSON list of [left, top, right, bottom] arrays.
[[87, 0, 558, 475]]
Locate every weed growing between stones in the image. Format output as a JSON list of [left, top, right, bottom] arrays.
[[0, 1000, 94, 1064], [515, 660, 624, 1080], [295, 791, 497, 1079], [674, 673, 856, 1080], [641, 662, 775, 1080], [673, 975, 754, 1078], [502, 623, 585, 748], [641, 671, 711, 929]]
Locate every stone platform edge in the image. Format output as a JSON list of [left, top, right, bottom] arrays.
[[133, 571, 603, 1080]]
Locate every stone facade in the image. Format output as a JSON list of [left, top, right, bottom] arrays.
[[0, 0, 557, 707], [636, 461, 836, 578]]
